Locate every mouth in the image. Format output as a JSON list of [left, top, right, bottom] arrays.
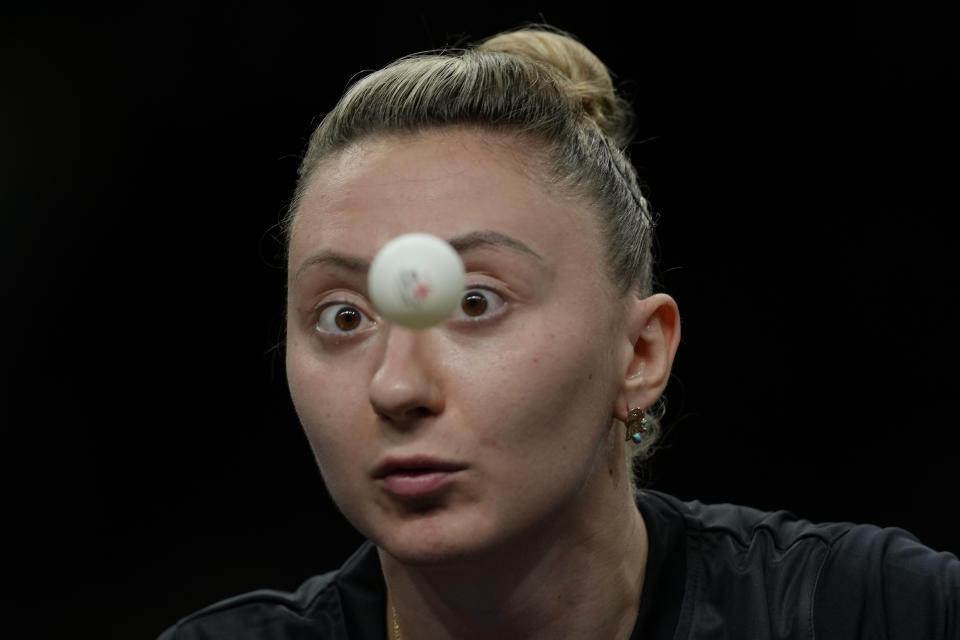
[[373, 456, 467, 498]]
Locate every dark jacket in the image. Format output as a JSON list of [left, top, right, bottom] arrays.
[[158, 491, 960, 639]]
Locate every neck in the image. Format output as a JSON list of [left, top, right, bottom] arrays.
[[379, 448, 648, 640]]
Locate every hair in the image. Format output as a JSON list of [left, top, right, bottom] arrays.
[[284, 26, 663, 496]]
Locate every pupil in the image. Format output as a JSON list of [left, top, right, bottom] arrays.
[[335, 307, 361, 331], [462, 292, 487, 316]]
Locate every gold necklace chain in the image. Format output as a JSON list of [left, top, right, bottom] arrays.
[[390, 603, 402, 640]]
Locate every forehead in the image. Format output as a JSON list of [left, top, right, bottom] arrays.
[[289, 129, 602, 271]]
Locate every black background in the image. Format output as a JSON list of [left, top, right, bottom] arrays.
[[3, 2, 957, 638]]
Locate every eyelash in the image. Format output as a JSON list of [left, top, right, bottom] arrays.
[[313, 299, 376, 337], [451, 286, 506, 324]]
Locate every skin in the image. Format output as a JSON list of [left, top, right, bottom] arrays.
[[286, 127, 681, 639]]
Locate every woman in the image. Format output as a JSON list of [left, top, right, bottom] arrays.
[[159, 27, 958, 639]]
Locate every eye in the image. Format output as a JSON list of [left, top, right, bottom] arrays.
[[454, 287, 505, 321], [315, 303, 375, 335]]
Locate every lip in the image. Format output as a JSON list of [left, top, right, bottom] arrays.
[[373, 456, 467, 499]]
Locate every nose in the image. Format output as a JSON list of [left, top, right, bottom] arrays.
[[368, 325, 445, 426]]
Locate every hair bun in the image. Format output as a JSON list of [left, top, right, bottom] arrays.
[[477, 27, 633, 147]]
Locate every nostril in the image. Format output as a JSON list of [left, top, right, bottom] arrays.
[[410, 407, 432, 418], [373, 405, 434, 423]]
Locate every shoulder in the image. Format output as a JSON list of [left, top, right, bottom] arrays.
[[642, 489, 853, 553], [641, 491, 960, 639], [156, 541, 384, 640], [156, 572, 344, 640], [814, 521, 960, 638], [642, 490, 842, 638]]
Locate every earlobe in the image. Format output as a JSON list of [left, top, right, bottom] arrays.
[[613, 293, 681, 422], [624, 407, 651, 444]]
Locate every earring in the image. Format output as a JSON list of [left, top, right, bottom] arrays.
[[625, 407, 649, 444]]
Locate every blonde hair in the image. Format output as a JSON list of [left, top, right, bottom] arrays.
[[286, 26, 663, 495]]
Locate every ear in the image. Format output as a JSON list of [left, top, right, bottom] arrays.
[[613, 293, 681, 422]]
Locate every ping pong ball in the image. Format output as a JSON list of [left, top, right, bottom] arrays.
[[368, 233, 466, 329]]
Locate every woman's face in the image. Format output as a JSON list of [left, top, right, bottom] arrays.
[[286, 129, 633, 564]]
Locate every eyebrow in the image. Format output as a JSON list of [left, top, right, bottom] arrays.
[[447, 230, 542, 261], [293, 251, 369, 282], [293, 230, 542, 281]]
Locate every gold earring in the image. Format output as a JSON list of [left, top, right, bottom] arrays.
[[625, 407, 649, 444]]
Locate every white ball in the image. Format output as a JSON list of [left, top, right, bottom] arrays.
[[368, 233, 466, 329]]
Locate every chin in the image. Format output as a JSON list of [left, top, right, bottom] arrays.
[[370, 508, 500, 566], [381, 540, 474, 566]]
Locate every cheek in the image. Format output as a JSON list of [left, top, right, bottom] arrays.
[[461, 324, 616, 448], [285, 338, 368, 470]]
